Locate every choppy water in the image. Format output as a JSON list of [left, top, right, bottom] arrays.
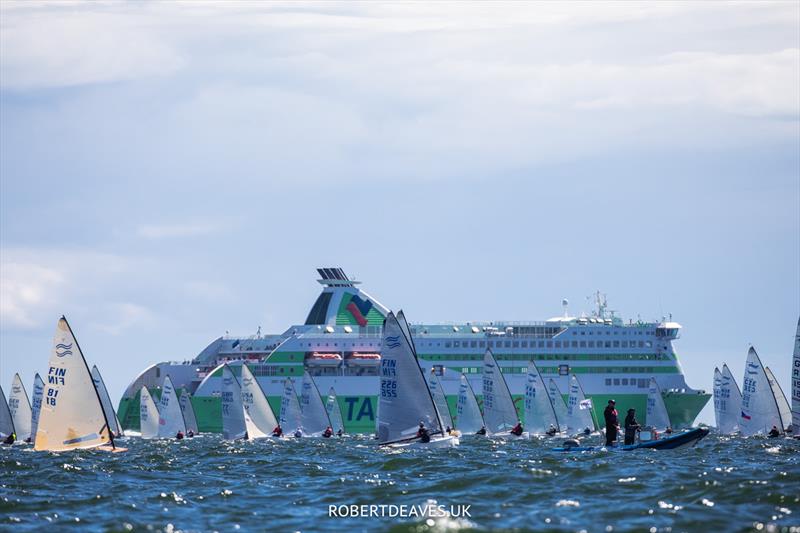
[[1, 432, 798, 532]]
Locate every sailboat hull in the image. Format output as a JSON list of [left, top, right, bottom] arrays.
[[388, 435, 459, 448]]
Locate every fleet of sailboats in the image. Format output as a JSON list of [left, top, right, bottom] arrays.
[[3, 314, 799, 450]]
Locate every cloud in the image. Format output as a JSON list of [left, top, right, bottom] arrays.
[[0, 261, 64, 328], [89, 302, 154, 336]]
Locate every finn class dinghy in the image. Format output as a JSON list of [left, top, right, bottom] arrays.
[[793, 317, 800, 438], [765, 366, 792, 433], [280, 377, 303, 438], [427, 369, 456, 434], [157, 375, 187, 439], [740, 347, 785, 436], [482, 349, 522, 438], [139, 385, 160, 439], [220, 364, 248, 440], [34, 317, 124, 452], [300, 371, 334, 437], [456, 373, 486, 436], [565, 374, 598, 436], [548, 379, 571, 433], [29, 374, 44, 444], [92, 365, 124, 438], [523, 361, 561, 438], [240, 363, 278, 439], [713, 364, 742, 435], [0, 385, 15, 444], [8, 374, 32, 443], [326, 387, 346, 436], [179, 390, 199, 435], [377, 311, 458, 448]]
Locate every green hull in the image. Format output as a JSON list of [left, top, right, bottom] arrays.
[[119, 390, 709, 434]]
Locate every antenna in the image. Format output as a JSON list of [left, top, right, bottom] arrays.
[[562, 298, 569, 318]]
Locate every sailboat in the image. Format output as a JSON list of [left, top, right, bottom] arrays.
[[325, 387, 346, 436], [92, 366, 123, 437], [300, 371, 333, 437], [139, 386, 159, 439], [279, 377, 303, 437], [566, 375, 596, 435], [240, 363, 278, 438], [376, 310, 457, 447], [221, 364, 246, 440], [645, 378, 671, 431], [427, 369, 454, 431], [481, 349, 521, 437], [0, 386, 15, 443], [523, 361, 560, 436], [179, 391, 199, 435], [764, 367, 792, 432], [8, 374, 32, 442], [547, 379, 570, 432], [456, 373, 485, 435], [713, 364, 742, 434], [740, 347, 784, 436], [29, 374, 44, 443], [34, 317, 121, 452], [157, 375, 186, 438], [793, 317, 800, 437]]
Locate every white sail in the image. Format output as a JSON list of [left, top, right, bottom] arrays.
[[740, 347, 783, 436], [793, 317, 800, 435], [91, 366, 122, 436], [524, 362, 559, 434], [548, 379, 570, 428], [456, 374, 484, 434], [300, 371, 332, 436], [765, 367, 792, 431], [377, 311, 443, 444], [30, 374, 45, 442], [179, 391, 199, 434], [157, 375, 186, 438], [326, 387, 345, 434], [8, 374, 32, 442], [139, 386, 159, 439], [646, 377, 671, 430], [34, 317, 114, 451], [243, 404, 268, 439], [482, 349, 519, 434], [240, 363, 278, 436], [566, 375, 595, 433], [0, 385, 14, 438], [280, 378, 303, 433], [427, 370, 454, 430], [713, 365, 742, 434], [221, 364, 246, 440]]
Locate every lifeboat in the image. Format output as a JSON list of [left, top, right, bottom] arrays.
[[305, 352, 343, 367], [346, 353, 381, 367]]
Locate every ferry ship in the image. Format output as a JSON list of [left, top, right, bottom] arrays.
[[117, 268, 710, 433]]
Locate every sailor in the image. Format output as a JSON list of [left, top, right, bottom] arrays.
[[624, 408, 641, 445], [187, 430, 194, 438], [604, 399, 619, 446], [176, 431, 184, 440], [476, 426, 487, 436], [664, 427, 673, 435], [546, 424, 557, 436], [3, 432, 15, 445], [322, 426, 333, 438], [417, 422, 431, 443], [293, 428, 302, 438], [583, 427, 592, 436], [271, 424, 283, 437], [768, 426, 781, 438], [510, 422, 523, 436]]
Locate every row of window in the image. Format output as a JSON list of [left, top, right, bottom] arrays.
[[444, 339, 654, 349], [423, 353, 668, 362], [456, 366, 662, 375]]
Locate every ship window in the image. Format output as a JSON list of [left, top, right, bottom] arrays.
[[588, 341, 595, 348], [571, 341, 578, 348], [538, 341, 545, 348], [604, 341, 611, 348], [454, 341, 460, 348], [513, 341, 519, 348], [479, 341, 485, 348], [614, 378, 620, 385], [580, 341, 586, 348], [521, 341, 528, 348], [547, 341, 553, 348], [638, 379, 648, 388], [622, 341, 628, 348], [504, 341, 511, 348], [613, 341, 620, 347], [645, 341, 652, 348], [605, 378, 612, 386], [471, 341, 477, 348], [445, 342, 452, 348], [622, 378, 628, 385]]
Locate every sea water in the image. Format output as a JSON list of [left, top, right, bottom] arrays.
[[1, 433, 798, 532]]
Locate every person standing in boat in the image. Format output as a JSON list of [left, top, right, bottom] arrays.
[[624, 408, 641, 445], [604, 399, 619, 446]]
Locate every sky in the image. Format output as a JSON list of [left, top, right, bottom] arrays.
[[1, 1, 798, 425]]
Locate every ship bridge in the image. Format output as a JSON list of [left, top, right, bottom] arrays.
[[304, 268, 389, 327]]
